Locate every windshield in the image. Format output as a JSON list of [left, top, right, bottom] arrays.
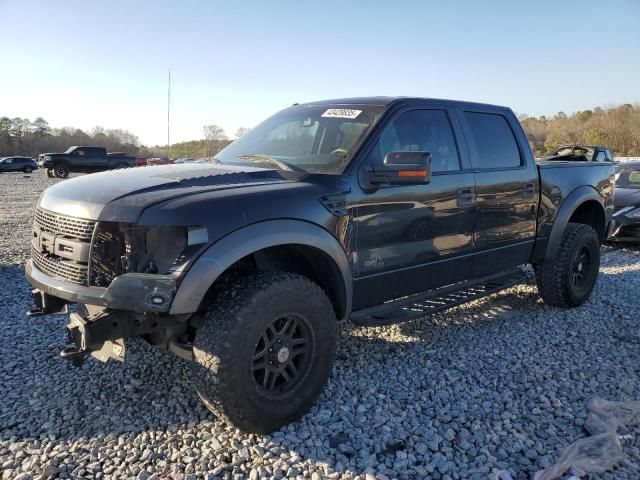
[[215, 104, 385, 174], [64, 146, 77, 154], [616, 166, 640, 189]]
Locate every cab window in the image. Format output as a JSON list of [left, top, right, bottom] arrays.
[[376, 109, 461, 172], [464, 112, 522, 169]]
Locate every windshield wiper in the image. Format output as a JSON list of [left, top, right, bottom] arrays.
[[236, 154, 300, 172]]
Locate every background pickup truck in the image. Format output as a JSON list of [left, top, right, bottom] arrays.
[[38, 146, 137, 178], [25, 97, 615, 434], [543, 144, 613, 162]]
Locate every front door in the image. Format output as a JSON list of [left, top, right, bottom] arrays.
[[351, 108, 476, 310]]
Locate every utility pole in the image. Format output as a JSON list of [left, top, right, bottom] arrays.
[[167, 68, 171, 159]]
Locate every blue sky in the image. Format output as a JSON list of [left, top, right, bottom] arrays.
[[1, 0, 638, 146]]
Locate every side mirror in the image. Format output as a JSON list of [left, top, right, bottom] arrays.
[[367, 151, 432, 186]]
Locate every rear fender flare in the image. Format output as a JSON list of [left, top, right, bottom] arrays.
[[170, 220, 352, 317], [544, 185, 604, 262]]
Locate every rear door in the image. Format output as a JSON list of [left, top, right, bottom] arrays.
[[456, 109, 538, 277]]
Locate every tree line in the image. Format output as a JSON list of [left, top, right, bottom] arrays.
[[0, 117, 142, 158], [3, 104, 639, 160], [147, 125, 248, 158], [520, 103, 640, 157]]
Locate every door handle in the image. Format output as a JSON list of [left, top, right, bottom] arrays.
[[456, 188, 475, 208], [523, 182, 536, 198]]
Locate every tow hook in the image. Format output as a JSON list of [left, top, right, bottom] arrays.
[[60, 346, 88, 367], [61, 315, 89, 367], [26, 289, 68, 317]]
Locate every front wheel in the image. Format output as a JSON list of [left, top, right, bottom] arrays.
[[192, 272, 337, 433], [23, 167, 33, 173], [54, 165, 69, 178], [534, 222, 601, 308]]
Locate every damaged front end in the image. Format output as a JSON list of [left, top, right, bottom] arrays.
[[60, 305, 194, 366], [26, 207, 208, 365]]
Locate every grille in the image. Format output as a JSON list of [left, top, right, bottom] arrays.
[[89, 223, 124, 287], [31, 245, 88, 285], [34, 207, 96, 240]]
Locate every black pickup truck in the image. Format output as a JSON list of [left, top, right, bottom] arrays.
[[38, 146, 137, 178], [25, 97, 615, 433]]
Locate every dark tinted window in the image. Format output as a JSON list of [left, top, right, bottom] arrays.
[[378, 109, 460, 172], [464, 112, 521, 169]]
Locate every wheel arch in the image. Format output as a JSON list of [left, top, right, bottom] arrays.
[[170, 220, 352, 319], [544, 185, 606, 262]]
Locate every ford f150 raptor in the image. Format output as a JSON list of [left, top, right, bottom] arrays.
[[25, 97, 616, 433]]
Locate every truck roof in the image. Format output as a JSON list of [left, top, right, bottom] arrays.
[[296, 96, 511, 111], [556, 144, 609, 151]]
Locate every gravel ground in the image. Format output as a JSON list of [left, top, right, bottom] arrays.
[[1, 171, 640, 480]]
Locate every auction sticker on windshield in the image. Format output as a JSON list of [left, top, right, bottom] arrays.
[[321, 109, 362, 119]]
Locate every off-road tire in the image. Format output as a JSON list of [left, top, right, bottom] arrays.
[[534, 222, 600, 308], [23, 166, 33, 173], [46, 169, 55, 177], [192, 272, 337, 433], [54, 165, 70, 178]]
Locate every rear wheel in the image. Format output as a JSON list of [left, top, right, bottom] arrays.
[[192, 272, 337, 433], [534, 222, 600, 308], [54, 165, 69, 178]]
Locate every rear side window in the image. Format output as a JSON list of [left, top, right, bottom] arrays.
[[464, 112, 521, 169]]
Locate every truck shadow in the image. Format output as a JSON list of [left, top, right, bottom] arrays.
[[2, 255, 639, 479]]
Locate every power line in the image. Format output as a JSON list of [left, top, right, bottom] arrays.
[[167, 68, 171, 158]]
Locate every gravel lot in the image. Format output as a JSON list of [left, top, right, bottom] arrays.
[[1, 171, 639, 480]]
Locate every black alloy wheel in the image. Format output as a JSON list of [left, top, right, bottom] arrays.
[[251, 314, 314, 396]]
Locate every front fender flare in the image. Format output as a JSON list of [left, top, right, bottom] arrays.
[[169, 220, 352, 317], [544, 185, 604, 262]]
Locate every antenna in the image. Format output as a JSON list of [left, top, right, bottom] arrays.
[[167, 68, 171, 158]]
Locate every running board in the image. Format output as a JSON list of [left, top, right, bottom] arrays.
[[349, 268, 527, 327]]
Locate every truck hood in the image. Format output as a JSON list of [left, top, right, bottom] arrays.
[[614, 188, 640, 208], [39, 163, 301, 222]]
